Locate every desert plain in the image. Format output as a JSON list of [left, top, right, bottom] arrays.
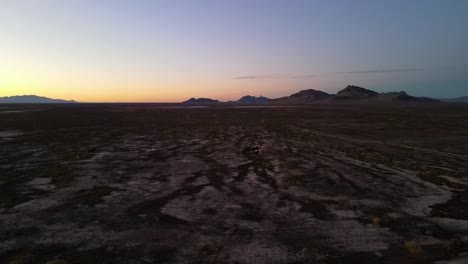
[[1, 103, 468, 264]]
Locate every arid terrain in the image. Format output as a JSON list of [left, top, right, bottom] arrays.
[[1, 103, 468, 264]]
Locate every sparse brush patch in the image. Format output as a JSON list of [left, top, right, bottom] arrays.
[[49, 144, 93, 161], [382, 159, 393, 167], [372, 217, 381, 225], [202, 208, 217, 214], [79, 186, 120, 206], [299, 199, 332, 220], [402, 240, 448, 263], [299, 247, 313, 258], [347, 149, 383, 164], [417, 166, 437, 177], [417, 166, 463, 188], [417, 166, 450, 178], [404, 241, 422, 256], [71, 147, 94, 160], [441, 239, 461, 255], [315, 254, 327, 264], [199, 244, 223, 263], [363, 153, 378, 162], [285, 174, 304, 186], [238, 203, 264, 221], [46, 165, 75, 188]]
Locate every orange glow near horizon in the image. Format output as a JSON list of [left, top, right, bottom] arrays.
[[1, 74, 331, 102]]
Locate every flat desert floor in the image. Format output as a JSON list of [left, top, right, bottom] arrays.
[[1, 104, 468, 264]]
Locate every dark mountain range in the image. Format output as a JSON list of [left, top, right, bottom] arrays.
[[0, 95, 77, 104], [237, 95, 270, 103], [272, 89, 333, 103], [183, 98, 220, 103], [272, 85, 439, 103], [440, 96, 468, 102]]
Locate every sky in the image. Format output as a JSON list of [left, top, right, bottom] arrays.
[[0, 0, 467, 102]]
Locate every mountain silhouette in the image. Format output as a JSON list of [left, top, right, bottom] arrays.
[[272, 89, 332, 103], [237, 95, 270, 103], [272, 85, 439, 103], [183, 98, 220, 103], [0, 95, 77, 104], [336, 85, 379, 98]]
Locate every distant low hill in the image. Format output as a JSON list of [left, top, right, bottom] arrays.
[[272, 85, 439, 104], [183, 98, 220, 103], [440, 96, 468, 102], [272, 89, 331, 103], [336, 85, 378, 98], [236, 95, 270, 103], [0, 95, 77, 104], [336, 86, 439, 102]]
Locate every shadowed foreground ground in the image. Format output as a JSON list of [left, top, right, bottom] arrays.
[[1, 103, 468, 264]]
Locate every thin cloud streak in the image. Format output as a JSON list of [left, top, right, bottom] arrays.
[[234, 74, 316, 80], [290, 75, 317, 79], [234, 69, 421, 80], [234, 75, 275, 80], [334, 69, 423, 74]]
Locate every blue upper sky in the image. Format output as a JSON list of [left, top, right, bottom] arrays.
[[0, 0, 467, 102]]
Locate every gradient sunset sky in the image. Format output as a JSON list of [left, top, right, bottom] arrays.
[[1, 0, 467, 102]]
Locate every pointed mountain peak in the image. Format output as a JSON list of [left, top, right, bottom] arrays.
[[337, 85, 379, 98]]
